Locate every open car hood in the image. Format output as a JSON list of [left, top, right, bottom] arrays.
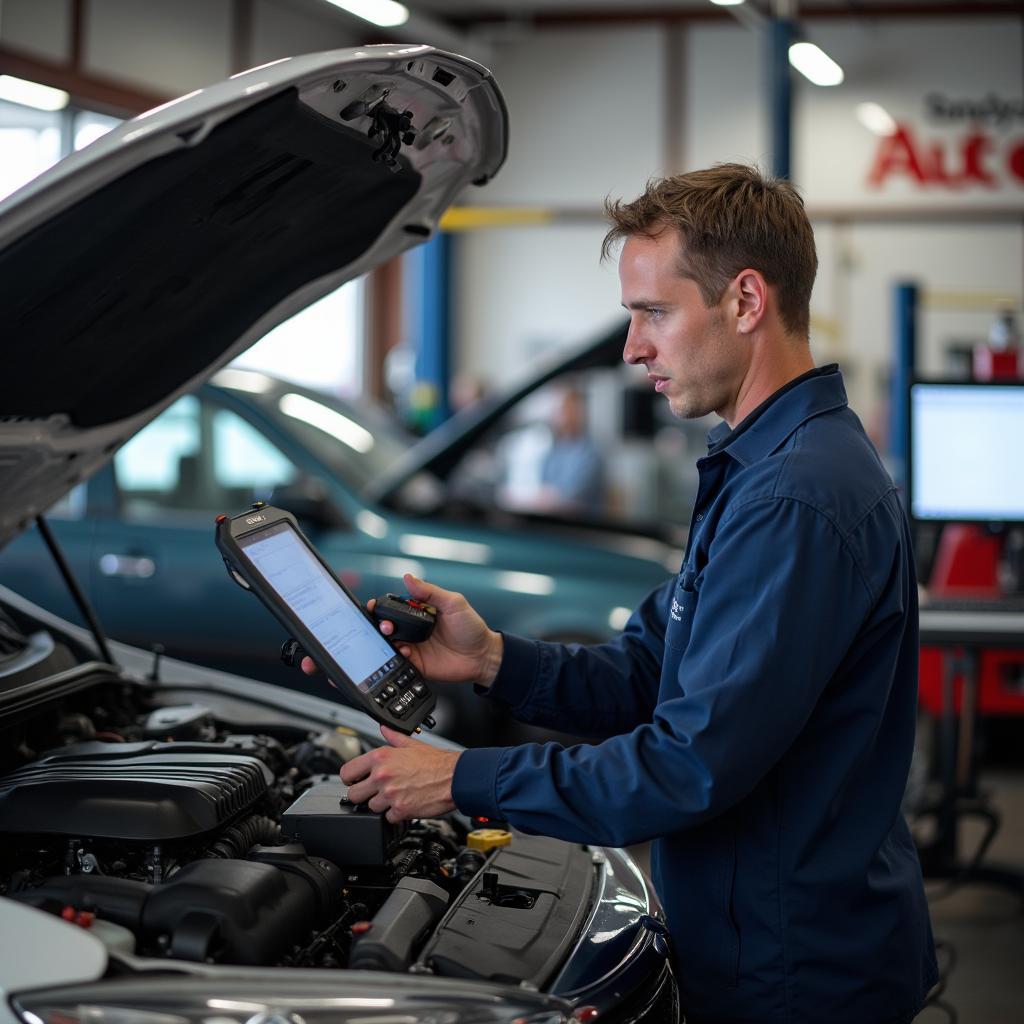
[[0, 45, 507, 549]]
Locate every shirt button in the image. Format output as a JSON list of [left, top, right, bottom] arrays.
[[695, 513, 704, 522]]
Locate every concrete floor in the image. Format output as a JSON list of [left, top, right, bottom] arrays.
[[916, 768, 1024, 1024], [628, 767, 1024, 1023]]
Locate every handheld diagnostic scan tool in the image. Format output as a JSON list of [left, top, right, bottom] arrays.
[[215, 503, 436, 734]]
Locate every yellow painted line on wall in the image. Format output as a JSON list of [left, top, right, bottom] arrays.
[[810, 312, 840, 340], [922, 289, 1022, 312], [440, 206, 556, 231]]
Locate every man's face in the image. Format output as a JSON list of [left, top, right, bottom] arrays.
[[619, 228, 746, 421]]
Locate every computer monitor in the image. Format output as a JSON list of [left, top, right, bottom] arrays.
[[908, 380, 1024, 525]]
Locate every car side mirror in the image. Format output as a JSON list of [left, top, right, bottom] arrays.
[[269, 477, 347, 532]]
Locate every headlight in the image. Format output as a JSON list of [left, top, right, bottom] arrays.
[[14, 976, 574, 1024]]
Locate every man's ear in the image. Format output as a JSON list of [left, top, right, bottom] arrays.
[[733, 269, 768, 335]]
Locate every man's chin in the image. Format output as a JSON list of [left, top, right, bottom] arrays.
[[666, 393, 714, 420]]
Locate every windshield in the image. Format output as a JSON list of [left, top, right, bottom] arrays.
[[213, 371, 413, 492]]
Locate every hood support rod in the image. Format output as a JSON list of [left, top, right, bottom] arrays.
[[35, 515, 115, 666]]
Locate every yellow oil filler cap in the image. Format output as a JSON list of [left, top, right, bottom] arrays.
[[467, 828, 512, 852]]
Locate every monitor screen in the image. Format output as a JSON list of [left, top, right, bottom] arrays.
[[239, 520, 398, 690], [909, 381, 1024, 523]]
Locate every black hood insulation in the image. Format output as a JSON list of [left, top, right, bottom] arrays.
[[0, 88, 420, 427]]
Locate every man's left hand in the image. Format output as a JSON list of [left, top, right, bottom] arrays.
[[341, 726, 460, 824]]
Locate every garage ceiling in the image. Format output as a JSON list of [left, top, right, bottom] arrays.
[[406, 0, 1021, 17]]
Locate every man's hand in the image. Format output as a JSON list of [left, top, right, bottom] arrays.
[[303, 572, 503, 689], [342, 725, 460, 824]]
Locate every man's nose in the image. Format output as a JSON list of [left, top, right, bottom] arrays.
[[622, 322, 651, 366]]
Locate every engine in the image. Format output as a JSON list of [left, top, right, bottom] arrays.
[[0, 689, 494, 971]]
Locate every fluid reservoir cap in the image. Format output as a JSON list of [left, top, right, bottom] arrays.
[[467, 828, 511, 852]]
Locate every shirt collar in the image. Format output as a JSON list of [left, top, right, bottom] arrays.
[[705, 364, 848, 467]]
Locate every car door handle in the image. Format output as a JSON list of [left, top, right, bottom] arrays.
[[98, 553, 157, 579]]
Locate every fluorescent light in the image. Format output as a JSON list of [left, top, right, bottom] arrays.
[[788, 42, 844, 87], [496, 571, 556, 596], [710, 0, 745, 5], [278, 392, 374, 453], [856, 101, 896, 136], [323, 0, 410, 28], [0, 75, 69, 111], [399, 534, 492, 565]]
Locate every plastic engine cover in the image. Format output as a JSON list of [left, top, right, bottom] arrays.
[[0, 742, 273, 840]]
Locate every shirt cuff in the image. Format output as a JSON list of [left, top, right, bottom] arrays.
[[452, 745, 506, 818], [480, 632, 540, 711]]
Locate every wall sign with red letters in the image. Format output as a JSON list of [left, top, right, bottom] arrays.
[[868, 93, 1024, 191]]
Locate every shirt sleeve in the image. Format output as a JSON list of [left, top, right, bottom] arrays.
[[453, 497, 877, 847], [478, 577, 673, 739]]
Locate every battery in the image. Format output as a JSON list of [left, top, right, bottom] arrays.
[[281, 780, 405, 867]]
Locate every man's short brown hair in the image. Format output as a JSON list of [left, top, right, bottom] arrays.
[[603, 163, 817, 338]]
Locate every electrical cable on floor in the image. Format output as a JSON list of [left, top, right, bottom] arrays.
[[921, 938, 958, 1023], [921, 795, 1001, 902]]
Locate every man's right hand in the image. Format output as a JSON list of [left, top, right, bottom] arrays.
[[301, 572, 503, 689]]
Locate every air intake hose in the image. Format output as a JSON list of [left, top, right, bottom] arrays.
[[206, 815, 281, 859]]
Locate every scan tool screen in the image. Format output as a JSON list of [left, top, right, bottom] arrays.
[[239, 520, 397, 690]]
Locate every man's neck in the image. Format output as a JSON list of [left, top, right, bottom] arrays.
[[719, 338, 815, 429]]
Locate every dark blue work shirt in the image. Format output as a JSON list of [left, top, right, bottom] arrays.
[[453, 366, 937, 1023]]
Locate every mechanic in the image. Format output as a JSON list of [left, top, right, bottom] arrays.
[[308, 164, 938, 1024]]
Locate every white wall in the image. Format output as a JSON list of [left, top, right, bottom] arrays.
[[250, 1, 361, 69], [455, 24, 666, 380], [85, 0, 234, 95], [475, 24, 666, 206], [0, 0, 72, 63], [682, 23, 768, 171], [457, 222, 622, 383]]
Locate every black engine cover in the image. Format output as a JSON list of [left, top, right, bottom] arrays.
[[0, 741, 272, 840], [14, 851, 344, 965]]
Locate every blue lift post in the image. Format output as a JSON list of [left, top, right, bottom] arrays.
[[890, 282, 919, 491], [403, 231, 452, 432], [769, 17, 794, 181]]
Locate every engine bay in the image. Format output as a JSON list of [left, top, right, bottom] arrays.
[[0, 651, 595, 983]]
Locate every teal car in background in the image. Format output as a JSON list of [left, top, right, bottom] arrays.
[[0, 360, 676, 743]]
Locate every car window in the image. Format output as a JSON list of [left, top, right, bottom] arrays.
[[212, 407, 295, 493], [114, 396, 298, 521]]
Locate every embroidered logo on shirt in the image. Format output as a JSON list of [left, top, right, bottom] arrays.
[[671, 597, 684, 622]]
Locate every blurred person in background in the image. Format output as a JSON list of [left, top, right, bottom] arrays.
[[534, 385, 604, 513]]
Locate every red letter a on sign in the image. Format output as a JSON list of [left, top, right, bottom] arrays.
[[867, 124, 928, 187]]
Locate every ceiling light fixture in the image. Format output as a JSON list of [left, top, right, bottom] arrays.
[[709, 0, 746, 6], [856, 101, 896, 136], [0, 75, 69, 111], [788, 42, 844, 87], [323, 0, 410, 28]]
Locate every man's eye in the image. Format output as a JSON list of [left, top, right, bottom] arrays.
[[647, 308, 664, 319]]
